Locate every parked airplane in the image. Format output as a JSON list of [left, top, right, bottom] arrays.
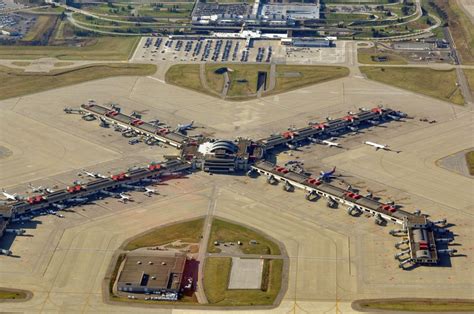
[[321, 140, 340, 148], [28, 183, 54, 194], [1, 189, 21, 201], [364, 141, 390, 151], [176, 121, 194, 133], [319, 167, 337, 181], [82, 169, 108, 179], [118, 193, 132, 203], [144, 187, 158, 197]]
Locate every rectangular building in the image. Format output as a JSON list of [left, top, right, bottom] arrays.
[[117, 251, 186, 300]]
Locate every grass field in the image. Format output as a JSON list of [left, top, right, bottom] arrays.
[[123, 218, 204, 250], [360, 66, 464, 105], [208, 218, 281, 255], [325, 13, 373, 22], [53, 62, 75, 67], [0, 289, 27, 300], [82, 3, 134, 16], [203, 257, 283, 306], [165, 64, 211, 95], [464, 69, 474, 94], [11, 61, 31, 66], [0, 37, 139, 60], [273, 65, 349, 94], [166, 64, 348, 100], [433, 1, 473, 64], [465, 151, 474, 176], [358, 47, 408, 65], [204, 64, 271, 98], [0, 63, 156, 101], [356, 299, 474, 312], [138, 3, 193, 18]]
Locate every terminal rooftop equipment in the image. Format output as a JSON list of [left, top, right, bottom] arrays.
[[0, 101, 454, 270]]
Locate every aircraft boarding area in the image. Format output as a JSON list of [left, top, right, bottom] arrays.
[[256, 107, 404, 150], [81, 102, 189, 148], [0, 101, 453, 269], [251, 160, 442, 267], [4, 160, 190, 218]]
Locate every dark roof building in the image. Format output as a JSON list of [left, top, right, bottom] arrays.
[[117, 251, 186, 300]]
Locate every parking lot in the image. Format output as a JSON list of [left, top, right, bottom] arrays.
[[0, 0, 26, 12], [132, 36, 347, 65], [0, 13, 35, 38]]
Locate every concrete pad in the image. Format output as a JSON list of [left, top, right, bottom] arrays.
[[228, 257, 264, 289]]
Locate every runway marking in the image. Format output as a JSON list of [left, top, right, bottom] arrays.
[[146, 76, 166, 84]]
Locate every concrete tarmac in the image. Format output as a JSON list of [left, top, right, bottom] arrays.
[[0, 66, 473, 313]]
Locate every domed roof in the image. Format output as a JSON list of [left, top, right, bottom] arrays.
[[209, 140, 238, 154]]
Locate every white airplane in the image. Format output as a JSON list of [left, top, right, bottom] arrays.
[[82, 169, 108, 179], [176, 120, 194, 133], [118, 193, 132, 203], [364, 141, 390, 151], [28, 183, 54, 194], [286, 142, 298, 150], [1, 189, 21, 201], [322, 140, 341, 148], [144, 187, 158, 197]]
